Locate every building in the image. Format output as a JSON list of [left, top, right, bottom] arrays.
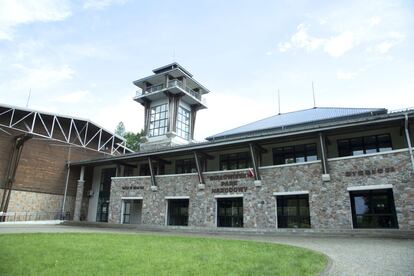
[[69, 63, 412, 230], [0, 104, 129, 221]]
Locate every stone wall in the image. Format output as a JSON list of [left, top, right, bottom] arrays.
[[108, 150, 413, 230], [1, 188, 75, 218]]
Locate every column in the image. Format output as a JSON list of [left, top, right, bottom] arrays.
[[73, 166, 85, 221]]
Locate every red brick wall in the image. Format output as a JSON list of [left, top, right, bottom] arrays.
[[0, 128, 106, 197]]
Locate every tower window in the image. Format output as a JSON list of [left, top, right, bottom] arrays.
[[177, 106, 191, 140], [149, 104, 168, 137]]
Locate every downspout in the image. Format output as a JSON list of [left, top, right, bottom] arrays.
[[404, 114, 414, 173], [61, 163, 70, 218]]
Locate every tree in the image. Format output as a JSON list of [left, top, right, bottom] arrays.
[[124, 129, 145, 152], [115, 122, 144, 152], [115, 122, 126, 137]]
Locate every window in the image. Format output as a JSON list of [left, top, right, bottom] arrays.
[[276, 194, 311, 228], [176, 106, 191, 140], [123, 166, 134, 177], [273, 144, 317, 165], [350, 189, 398, 228], [219, 152, 251, 170], [123, 199, 142, 224], [337, 134, 392, 157], [217, 197, 243, 227], [175, 159, 198, 174], [149, 104, 168, 137], [96, 168, 116, 222], [139, 163, 165, 176], [168, 199, 189, 226]]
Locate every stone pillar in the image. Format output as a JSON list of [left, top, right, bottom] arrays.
[[73, 166, 85, 221]]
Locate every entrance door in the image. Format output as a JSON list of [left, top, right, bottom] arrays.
[[167, 199, 189, 226], [217, 197, 243, 227], [122, 199, 142, 224], [96, 168, 116, 222], [350, 188, 398, 228]]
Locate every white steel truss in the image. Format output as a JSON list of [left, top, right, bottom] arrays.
[[0, 103, 132, 155]]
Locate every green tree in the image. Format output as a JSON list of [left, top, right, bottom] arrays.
[[124, 129, 145, 152], [115, 122, 144, 152], [115, 121, 126, 137]]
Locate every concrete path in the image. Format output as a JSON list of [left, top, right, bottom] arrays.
[[1, 224, 413, 276]]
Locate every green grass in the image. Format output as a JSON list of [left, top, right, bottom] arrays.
[[0, 233, 326, 275]]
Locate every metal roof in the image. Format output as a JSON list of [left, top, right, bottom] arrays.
[[69, 108, 414, 167], [206, 107, 387, 141]]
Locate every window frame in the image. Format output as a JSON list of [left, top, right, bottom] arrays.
[[272, 143, 318, 165], [349, 189, 398, 229], [219, 152, 251, 170], [148, 103, 168, 137], [176, 106, 191, 140], [337, 134, 392, 157], [276, 194, 311, 228]]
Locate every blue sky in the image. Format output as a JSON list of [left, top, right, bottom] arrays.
[[0, 0, 413, 140]]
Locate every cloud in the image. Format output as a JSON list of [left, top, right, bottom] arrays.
[[336, 70, 358, 80], [277, 1, 408, 58], [83, 0, 127, 10], [0, 0, 71, 40], [54, 90, 92, 104], [278, 24, 356, 58], [11, 65, 75, 90], [324, 31, 355, 58], [367, 32, 405, 55]]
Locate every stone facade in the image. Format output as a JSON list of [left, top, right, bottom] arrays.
[[108, 150, 414, 230], [0, 188, 75, 220]]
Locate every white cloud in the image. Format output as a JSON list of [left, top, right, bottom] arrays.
[[0, 0, 71, 40], [336, 70, 357, 80], [83, 0, 127, 10], [324, 31, 355, 58], [289, 23, 325, 52], [54, 90, 92, 104], [278, 24, 355, 58], [278, 1, 407, 58], [11, 65, 75, 90]]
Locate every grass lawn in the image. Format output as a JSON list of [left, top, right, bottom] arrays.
[[0, 233, 327, 275]]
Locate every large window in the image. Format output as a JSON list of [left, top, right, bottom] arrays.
[[149, 104, 168, 137], [176, 106, 191, 140], [175, 159, 197, 174], [217, 197, 243, 227], [273, 144, 317, 165], [276, 194, 311, 228], [168, 199, 189, 226], [219, 152, 251, 170], [337, 134, 392, 157], [350, 189, 398, 229]]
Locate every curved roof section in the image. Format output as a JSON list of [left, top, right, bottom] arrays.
[[0, 103, 131, 155], [206, 107, 387, 141]]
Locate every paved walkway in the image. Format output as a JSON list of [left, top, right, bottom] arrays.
[[1, 224, 413, 275]]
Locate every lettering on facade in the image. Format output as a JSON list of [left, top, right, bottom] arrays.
[[208, 173, 247, 181], [344, 167, 396, 177], [211, 187, 248, 193], [121, 185, 144, 190], [209, 172, 250, 193]]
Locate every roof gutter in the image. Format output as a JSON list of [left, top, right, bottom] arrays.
[[404, 113, 414, 173]]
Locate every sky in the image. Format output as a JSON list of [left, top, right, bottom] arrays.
[[0, 0, 413, 141]]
